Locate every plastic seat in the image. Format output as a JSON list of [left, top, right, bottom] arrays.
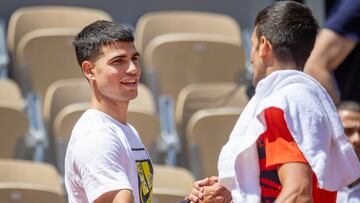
[[153, 164, 195, 203], [15, 28, 85, 96], [0, 159, 66, 203], [43, 78, 90, 132], [175, 83, 248, 134], [0, 79, 28, 158], [135, 11, 241, 54], [175, 83, 247, 171], [7, 6, 112, 57], [143, 33, 246, 100], [186, 107, 242, 178], [0, 78, 24, 107]]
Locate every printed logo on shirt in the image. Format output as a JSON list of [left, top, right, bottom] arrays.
[[136, 159, 153, 203]]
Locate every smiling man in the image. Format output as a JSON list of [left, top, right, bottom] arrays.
[[65, 20, 152, 203]]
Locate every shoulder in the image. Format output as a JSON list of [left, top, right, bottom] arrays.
[[68, 113, 130, 165]]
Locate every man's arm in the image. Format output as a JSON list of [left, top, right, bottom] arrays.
[[304, 28, 356, 104], [95, 189, 134, 203], [275, 163, 312, 203]]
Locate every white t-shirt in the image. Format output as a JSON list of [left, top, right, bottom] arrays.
[[65, 109, 153, 203]]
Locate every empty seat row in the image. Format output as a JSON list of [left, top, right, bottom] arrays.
[[5, 6, 247, 106], [1, 77, 247, 179], [136, 11, 246, 102], [0, 159, 195, 203]]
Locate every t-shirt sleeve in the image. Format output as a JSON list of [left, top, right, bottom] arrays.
[[73, 131, 132, 202], [325, 0, 360, 42], [263, 107, 307, 168]]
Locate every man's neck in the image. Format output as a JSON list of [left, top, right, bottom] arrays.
[[91, 97, 129, 124], [265, 60, 299, 76]]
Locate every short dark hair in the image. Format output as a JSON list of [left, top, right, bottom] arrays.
[[255, 1, 319, 70], [338, 101, 360, 113], [73, 20, 134, 66]]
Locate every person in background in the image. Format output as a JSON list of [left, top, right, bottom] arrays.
[[305, 0, 360, 105], [337, 101, 360, 203], [64, 20, 152, 203]]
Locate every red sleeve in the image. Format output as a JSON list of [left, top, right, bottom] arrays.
[[263, 107, 307, 168]]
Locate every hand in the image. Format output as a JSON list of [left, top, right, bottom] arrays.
[[185, 176, 218, 203], [200, 183, 232, 203]]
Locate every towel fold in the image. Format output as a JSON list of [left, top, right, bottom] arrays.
[[218, 70, 360, 203]]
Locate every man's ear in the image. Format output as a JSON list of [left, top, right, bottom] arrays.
[[259, 36, 272, 58], [81, 61, 95, 81]]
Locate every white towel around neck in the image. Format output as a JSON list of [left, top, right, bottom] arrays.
[[218, 70, 360, 203]]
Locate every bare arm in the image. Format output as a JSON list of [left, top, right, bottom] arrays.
[[304, 28, 356, 104], [275, 163, 312, 203], [95, 189, 134, 203]]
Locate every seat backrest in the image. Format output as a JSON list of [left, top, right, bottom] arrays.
[[176, 83, 248, 134], [53, 102, 89, 143], [0, 159, 66, 203], [15, 28, 84, 96], [0, 79, 28, 158], [7, 6, 112, 56], [127, 111, 160, 150], [43, 78, 90, 131], [135, 11, 241, 54], [0, 107, 28, 158], [0, 78, 24, 108], [153, 164, 195, 195], [186, 107, 242, 178], [144, 33, 245, 100]]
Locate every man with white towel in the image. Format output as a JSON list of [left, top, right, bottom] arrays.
[[186, 1, 360, 203]]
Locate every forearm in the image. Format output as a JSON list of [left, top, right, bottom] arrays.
[[275, 187, 312, 203], [305, 28, 356, 104]]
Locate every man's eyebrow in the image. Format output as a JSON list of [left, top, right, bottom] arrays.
[[109, 54, 126, 61], [133, 52, 140, 57]]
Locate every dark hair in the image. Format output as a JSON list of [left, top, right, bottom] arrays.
[[254, 1, 319, 70], [73, 20, 134, 66], [338, 101, 360, 113]]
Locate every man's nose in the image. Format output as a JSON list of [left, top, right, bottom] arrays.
[[127, 61, 139, 74]]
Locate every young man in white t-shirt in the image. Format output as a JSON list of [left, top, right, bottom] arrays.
[[65, 20, 153, 203]]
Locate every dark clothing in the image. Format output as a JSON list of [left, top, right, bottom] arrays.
[[325, 0, 360, 42], [325, 0, 360, 102]]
